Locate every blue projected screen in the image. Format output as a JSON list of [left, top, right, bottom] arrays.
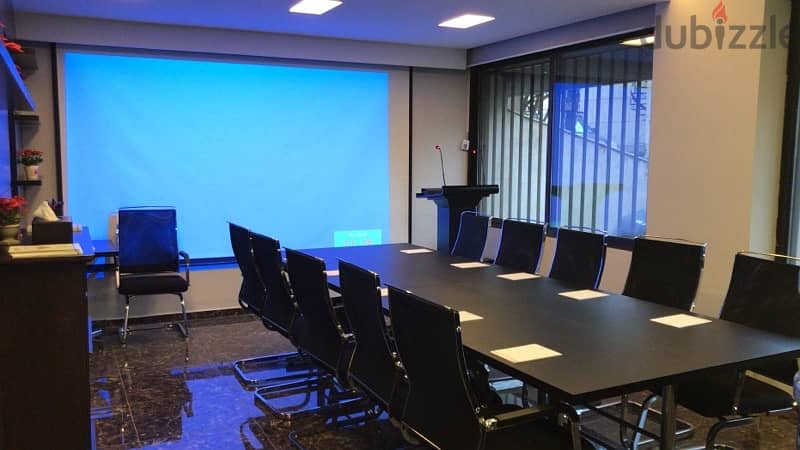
[[63, 51, 390, 258]]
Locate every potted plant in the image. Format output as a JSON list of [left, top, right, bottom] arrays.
[[0, 195, 26, 243], [19, 148, 43, 180]]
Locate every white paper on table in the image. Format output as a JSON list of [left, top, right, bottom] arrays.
[[497, 272, 540, 281], [401, 248, 433, 254], [491, 344, 562, 363], [450, 262, 490, 269], [458, 311, 483, 322], [380, 288, 389, 297], [558, 289, 608, 301], [650, 314, 711, 328], [324, 270, 339, 277]]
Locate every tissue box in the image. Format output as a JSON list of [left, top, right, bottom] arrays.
[[32, 219, 73, 244]]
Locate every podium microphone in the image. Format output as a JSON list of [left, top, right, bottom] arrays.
[[435, 145, 447, 186]]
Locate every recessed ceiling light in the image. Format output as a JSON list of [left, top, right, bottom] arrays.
[[289, 0, 342, 15], [622, 36, 655, 46], [438, 14, 495, 29]]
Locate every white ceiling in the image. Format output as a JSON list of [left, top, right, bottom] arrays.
[[11, 0, 662, 49]]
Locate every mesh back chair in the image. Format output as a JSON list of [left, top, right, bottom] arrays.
[[338, 260, 403, 415], [388, 286, 594, 450], [549, 228, 607, 289], [671, 253, 800, 449], [602, 236, 706, 449], [451, 211, 491, 260], [255, 249, 362, 420], [494, 220, 546, 273], [116, 207, 189, 344]]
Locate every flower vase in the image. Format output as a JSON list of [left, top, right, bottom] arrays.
[[23, 165, 39, 181], [0, 223, 20, 244]]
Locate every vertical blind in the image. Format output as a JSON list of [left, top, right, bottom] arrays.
[[478, 59, 550, 223], [475, 36, 653, 238]]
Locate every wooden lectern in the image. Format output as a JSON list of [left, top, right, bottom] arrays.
[[416, 185, 499, 253]]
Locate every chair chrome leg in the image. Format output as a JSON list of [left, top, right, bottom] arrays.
[[706, 417, 753, 449], [619, 393, 630, 447], [120, 296, 131, 344], [234, 352, 318, 387], [631, 393, 660, 450], [177, 293, 189, 338]]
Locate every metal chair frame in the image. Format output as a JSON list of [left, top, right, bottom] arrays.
[[116, 207, 190, 344]]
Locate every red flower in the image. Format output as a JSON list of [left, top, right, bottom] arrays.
[[19, 149, 43, 166], [0, 196, 25, 225]]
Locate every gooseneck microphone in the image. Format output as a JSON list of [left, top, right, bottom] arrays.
[[435, 145, 447, 186]]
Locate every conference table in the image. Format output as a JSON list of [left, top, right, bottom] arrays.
[[300, 243, 800, 450]]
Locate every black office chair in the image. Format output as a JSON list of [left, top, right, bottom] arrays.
[[663, 252, 800, 450], [596, 236, 706, 449], [255, 249, 363, 420], [494, 219, 547, 273], [387, 285, 594, 450], [451, 211, 491, 260], [549, 228, 607, 289], [623, 236, 706, 310], [229, 223, 266, 318], [116, 207, 189, 344], [229, 225, 315, 387], [338, 260, 403, 416]]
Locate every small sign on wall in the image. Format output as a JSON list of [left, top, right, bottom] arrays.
[[334, 229, 382, 247]]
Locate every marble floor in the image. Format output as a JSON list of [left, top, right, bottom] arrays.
[[90, 314, 798, 450]]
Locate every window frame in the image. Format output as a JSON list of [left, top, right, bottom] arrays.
[[467, 29, 654, 251], [776, 0, 799, 256]]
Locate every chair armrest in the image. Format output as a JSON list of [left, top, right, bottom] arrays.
[[482, 404, 558, 431], [179, 251, 191, 285]]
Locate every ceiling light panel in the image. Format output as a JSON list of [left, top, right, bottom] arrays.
[[290, 0, 342, 15], [438, 14, 495, 29]]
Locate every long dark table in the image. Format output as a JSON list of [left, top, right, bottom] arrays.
[[301, 243, 800, 450]]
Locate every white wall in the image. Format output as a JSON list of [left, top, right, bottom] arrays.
[[15, 12, 465, 70], [410, 69, 470, 249], [648, 0, 790, 316]]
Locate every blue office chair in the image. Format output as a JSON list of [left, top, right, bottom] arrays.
[[549, 228, 607, 289], [494, 219, 547, 272], [116, 207, 190, 344], [451, 211, 491, 260]]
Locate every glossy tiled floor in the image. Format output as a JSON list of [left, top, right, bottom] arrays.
[[90, 315, 798, 450]]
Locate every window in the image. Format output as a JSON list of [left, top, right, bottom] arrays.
[[477, 59, 550, 222], [778, 1, 799, 256], [551, 44, 652, 237], [473, 35, 654, 239]]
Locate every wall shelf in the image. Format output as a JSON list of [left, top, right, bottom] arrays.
[[13, 111, 39, 127], [13, 111, 38, 121], [14, 179, 42, 186]]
